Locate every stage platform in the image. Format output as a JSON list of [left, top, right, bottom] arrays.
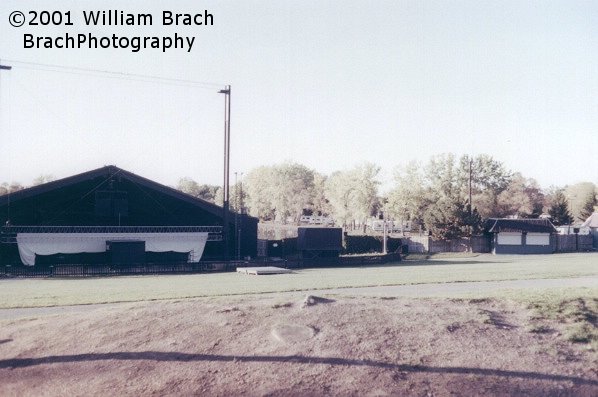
[[236, 266, 292, 275]]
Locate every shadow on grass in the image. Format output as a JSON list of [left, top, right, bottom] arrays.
[[324, 259, 510, 270], [0, 352, 596, 386], [394, 259, 510, 267]]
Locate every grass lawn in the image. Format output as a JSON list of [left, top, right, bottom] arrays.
[[0, 252, 596, 309]]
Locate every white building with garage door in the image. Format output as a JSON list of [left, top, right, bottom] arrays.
[[484, 218, 557, 254]]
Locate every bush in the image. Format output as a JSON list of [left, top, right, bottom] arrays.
[[343, 235, 402, 254]]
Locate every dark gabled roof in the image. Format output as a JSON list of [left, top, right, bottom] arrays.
[[484, 218, 557, 234], [0, 165, 243, 220]]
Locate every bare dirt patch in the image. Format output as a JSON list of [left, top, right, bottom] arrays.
[[0, 294, 596, 396]]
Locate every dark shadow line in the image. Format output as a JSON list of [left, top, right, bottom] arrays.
[[0, 339, 12, 345], [403, 260, 509, 266], [0, 352, 596, 386]]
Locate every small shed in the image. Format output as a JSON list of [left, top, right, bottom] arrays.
[[484, 218, 557, 254], [581, 212, 598, 249]]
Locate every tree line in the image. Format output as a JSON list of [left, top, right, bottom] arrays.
[[175, 154, 597, 239], [2, 157, 596, 239]]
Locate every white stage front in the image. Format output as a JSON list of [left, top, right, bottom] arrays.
[[16, 232, 209, 266]]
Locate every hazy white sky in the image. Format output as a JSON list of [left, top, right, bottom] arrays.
[[1, 0, 597, 191]]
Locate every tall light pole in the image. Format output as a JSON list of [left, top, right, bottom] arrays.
[[0, 63, 11, 225], [234, 171, 239, 260], [219, 85, 231, 260]]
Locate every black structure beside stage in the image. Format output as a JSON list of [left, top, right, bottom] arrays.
[[0, 165, 258, 266]]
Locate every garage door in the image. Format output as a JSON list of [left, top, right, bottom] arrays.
[[497, 232, 522, 245], [527, 233, 550, 245]]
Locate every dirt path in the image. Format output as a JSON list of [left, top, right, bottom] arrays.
[[0, 293, 596, 396]]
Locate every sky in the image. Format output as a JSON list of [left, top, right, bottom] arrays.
[[1, 0, 597, 193]]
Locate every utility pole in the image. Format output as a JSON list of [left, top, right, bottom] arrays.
[[468, 156, 474, 248], [0, 62, 12, 225], [234, 171, 239, 261], [237, 172, 243, 261], [382, 213, 388, 255], [469, 156, 473, 217], [218, 85, 231, 261]]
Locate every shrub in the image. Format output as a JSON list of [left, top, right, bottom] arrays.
[[343, 235, 402, 254]]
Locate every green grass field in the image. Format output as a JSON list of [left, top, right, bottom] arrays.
[[0, 252, 596, 309]]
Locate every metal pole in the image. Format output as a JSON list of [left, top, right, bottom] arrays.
[[235, 172, 241, 260], [469, 156, 473, 217], [219, 85, 231, 261], [0, 63, 12, 225], [382, 220, 388, 254], [238, 172, 243, 260]]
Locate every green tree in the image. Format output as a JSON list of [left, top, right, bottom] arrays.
[[311, 172, 332, 216], [324, 162, 381, 228], [388, 153, 511, 235], [269, 162, 316, 223], [548, 190, 573, 225], [386, 160, 428, 226], [423, 197, 465, 239], [458, 154, 512, 219], [32, 174, 55, 186], [564, 182, 597, 221], [243, 162, 319, 223], [324, 170, 354, 227], [579, 190, 597, 221], [244, 166, 276, 221], [0, 182, 24, 196], [176, 177, 219, 203], [495, 173, 544, 218], [177, 177, 200, 196]]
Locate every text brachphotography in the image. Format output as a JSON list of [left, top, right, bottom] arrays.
[[24, 32, 195, 53]]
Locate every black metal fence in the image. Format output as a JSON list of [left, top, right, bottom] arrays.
[[0, 261, 245, 278], [0, 253, 402, 278], [256, 252, 403, 269]]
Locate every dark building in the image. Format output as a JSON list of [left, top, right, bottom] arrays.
[[484, 218, 557, 254], [297, 227, 343, 259], [0, 165, 257, 266]]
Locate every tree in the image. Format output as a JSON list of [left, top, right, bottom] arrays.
[[495, 173, 544, 218], [0, 182, 24, 196], [423, 198, 461, 239], [387, 153, 511, 235], [177, 177, 201, 197], [422, 198, 480, 239], [548, 190, 573, 226], [347, 162, 381, 225], [386, 160, 428, 226], [196, 184, 219, 203], [269, 162, 316, 223], [564, 182, 597, 221], [176, 177, 219, 203], [324, 163, 381, 228], [32, 174, 55, 186], [457, 154, 512, 219], [324, 170, 354, 227], [311, 172, 332, 216], [230, 181, 249, 213], [579, 190, 597, 221], [243, 163, 318, 223], [244, 166, 276, 221]]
